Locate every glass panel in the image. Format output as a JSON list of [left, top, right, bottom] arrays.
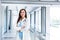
[[30, 12, 34, 29], [50, 6, 60, 40], [34, 9, 41, 32], [50, 7, 60, 27], [36, 11, 39, 31]]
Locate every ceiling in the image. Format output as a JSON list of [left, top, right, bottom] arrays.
[[1, 0, 60, 5], [2, 4, 40, 14]]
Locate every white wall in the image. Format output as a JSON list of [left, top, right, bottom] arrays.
[[46, 7, 50, 40]]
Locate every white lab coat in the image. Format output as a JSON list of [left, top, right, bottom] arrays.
[[15, 18, 31, 40]]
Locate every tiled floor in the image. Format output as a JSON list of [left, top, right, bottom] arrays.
[[2, 37, 16, 40], [2, 31, 46, 40]]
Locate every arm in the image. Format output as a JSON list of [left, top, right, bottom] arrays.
[[21, 20, 30, 32], [14, 23, 21, 32]]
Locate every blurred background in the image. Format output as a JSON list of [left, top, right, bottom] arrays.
[[1, 3, 60, 40], [1, 4, 46, 40], [0, 0, 60, 40]]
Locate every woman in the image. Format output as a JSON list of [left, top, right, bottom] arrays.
[[16, 9, 31, 40]]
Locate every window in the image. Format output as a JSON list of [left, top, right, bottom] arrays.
[[35, 10, 41, 32], [50, 6, 60, 40], [30, 12, 34, 29], [50, 7, 60, 27]]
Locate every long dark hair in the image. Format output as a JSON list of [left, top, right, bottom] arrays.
[[17, 9, 27, 24]]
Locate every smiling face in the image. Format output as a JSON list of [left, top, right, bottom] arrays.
[[20, 10, 25, 18], [17, 9, 27, 23]]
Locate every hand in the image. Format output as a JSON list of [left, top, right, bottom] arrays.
[[17, 30, 21, 32]]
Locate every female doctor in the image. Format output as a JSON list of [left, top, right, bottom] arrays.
[[16, 9, 31, 40]]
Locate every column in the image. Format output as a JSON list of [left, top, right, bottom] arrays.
[[41, 7, 46, 35]]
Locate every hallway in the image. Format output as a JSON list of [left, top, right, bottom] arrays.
[[1, 4, 46, 40]]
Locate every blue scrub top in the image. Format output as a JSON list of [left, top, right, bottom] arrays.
[[18, 18, 26, 40], [18, 21, 23, 39]]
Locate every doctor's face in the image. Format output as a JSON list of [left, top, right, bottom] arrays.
[[20, 10, 25, 18]]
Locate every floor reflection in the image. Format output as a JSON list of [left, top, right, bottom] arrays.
[[2, 29, 46, 40]]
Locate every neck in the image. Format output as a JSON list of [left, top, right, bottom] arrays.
[[22, 17, 25, 19], [21, 17, 25, 20]]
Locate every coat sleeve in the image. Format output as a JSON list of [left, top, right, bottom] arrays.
[[14, 23, 21, 32], [21, 19, 30, 32]]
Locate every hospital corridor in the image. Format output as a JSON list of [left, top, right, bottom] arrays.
[[1, 4, 47, 40], [0, 3, 60, 40]]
